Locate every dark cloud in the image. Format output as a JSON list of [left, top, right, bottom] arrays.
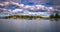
[[0, 0, 60, 17], [19, 0, 60, 5], [0, 0, 60, 12], [0, 0, 60, 5], [7, 0, 19, 3], [0, 0, 19, 3], [0, 0, 6, 2], [46, 0, 60, 5]]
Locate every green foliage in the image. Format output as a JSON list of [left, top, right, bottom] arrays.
[[54, 13, 59, 18], [50, 14, 54, 19], [2, 15, 43, 19], [49, 13, 60, 19]]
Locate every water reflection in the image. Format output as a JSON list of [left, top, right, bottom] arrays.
[[0, 19, 60, 32], [50, 20, 60, 32]]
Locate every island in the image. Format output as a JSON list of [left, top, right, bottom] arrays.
[[0, 13, 60, 20]]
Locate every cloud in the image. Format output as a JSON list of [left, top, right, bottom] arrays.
[[0, 0, 60, 5], [0, 0, 5, 1], [0, 1, 60, 12], [12, 9, 23, 13], [0, 1, 60, 17], [0, 1, 60, 13], [49, 0, 60, 5], [0, 0, 19, 2]]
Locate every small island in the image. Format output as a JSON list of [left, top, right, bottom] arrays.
[[0, 15, 43, 20], [0, 13, 60, 20]]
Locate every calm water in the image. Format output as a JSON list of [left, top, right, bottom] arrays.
[[0, 19, 60, 32]]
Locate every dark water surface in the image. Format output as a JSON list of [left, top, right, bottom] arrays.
[[0, 19, 60, 32]]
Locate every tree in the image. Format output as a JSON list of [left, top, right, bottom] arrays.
[[54, 13, 59, 19], [50, 14, 54, 19]]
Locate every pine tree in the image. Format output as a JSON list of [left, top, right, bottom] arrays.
[[54, 13, 59, 19], [50, 14, 54, 19]]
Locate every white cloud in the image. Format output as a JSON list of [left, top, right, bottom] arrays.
[[0, 1, 59, 12], [19, 4, 24, 8], [12, 9, 23, 13], [0, 1, 60, 17]]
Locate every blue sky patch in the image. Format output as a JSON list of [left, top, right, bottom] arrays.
[[42, 3, 54, 7], [27, 2, 35, 6], [8, 7, 16, 10]]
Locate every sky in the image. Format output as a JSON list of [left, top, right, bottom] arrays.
[[0, 0, 60, 17], [4, 0, 60, 5]]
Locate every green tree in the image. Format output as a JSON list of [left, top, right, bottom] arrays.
[[54, 13, 59, 19], [50, 14, 54, 19]]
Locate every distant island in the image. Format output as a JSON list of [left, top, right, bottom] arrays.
[[0, 15, 43, 20], [0, 13, 60, 20]]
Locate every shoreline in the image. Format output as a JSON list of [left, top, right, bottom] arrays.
[[0, 15, 60, 20], [0, 18, 60, 20]]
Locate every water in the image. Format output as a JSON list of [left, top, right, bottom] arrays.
[[0, 19, 60, 32]]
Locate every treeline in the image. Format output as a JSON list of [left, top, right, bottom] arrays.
[[0, 13, 60, 20], [2, 15, 43, 19], [49, 13, 60, 19]]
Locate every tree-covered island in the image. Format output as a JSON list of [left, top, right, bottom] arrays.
[[0, 13, 60, 20]]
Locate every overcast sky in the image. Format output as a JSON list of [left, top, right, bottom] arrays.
[[0, 0, 60, 17], [0, 0, 60, 5]]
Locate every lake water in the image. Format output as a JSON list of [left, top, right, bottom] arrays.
[[0, 19, 60, 32]]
